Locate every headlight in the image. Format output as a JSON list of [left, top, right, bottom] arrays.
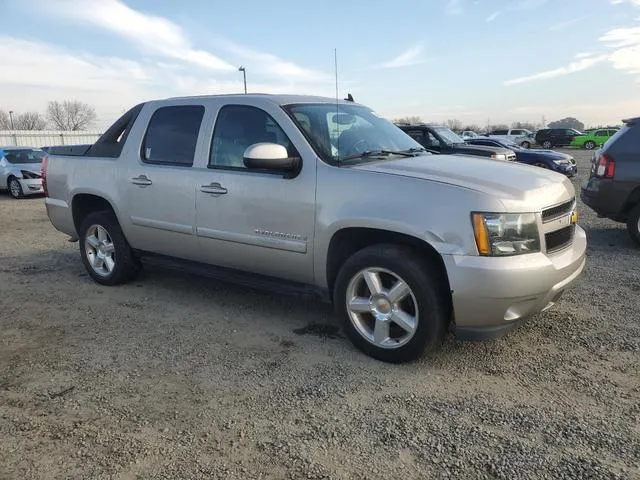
[[491, 153, 507, 160], [471, 212, 540, 256], [20, 170, 41, 179], [553, 159, 570, 166]]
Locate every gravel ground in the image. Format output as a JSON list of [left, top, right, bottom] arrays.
[[1, 149, 639, 479]]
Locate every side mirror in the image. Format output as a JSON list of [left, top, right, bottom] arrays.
[[243, 143, 300, 173]]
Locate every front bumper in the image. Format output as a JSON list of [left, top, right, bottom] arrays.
[[442, 225, 587, 340], [19, 178, 43, 196]]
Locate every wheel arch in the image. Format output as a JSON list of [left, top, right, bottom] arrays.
[[71, 193, 120, 236], [623, 186, 640, 215], [325, 227, 452, 313]]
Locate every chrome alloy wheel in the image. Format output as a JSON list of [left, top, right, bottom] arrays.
[[84, 224, 116, 277], [9, 178, 21, 198], [345, 268, 418, 349]]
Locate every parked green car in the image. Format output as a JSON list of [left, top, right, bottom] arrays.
[[571, 128, 618, 150]]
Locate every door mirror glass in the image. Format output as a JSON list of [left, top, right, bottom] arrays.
[[243, 143, 300, 172]]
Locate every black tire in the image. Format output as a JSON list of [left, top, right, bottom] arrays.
[[521, 141, 531, 149], [7, 177, 23, 199], [626, 204, 640, 247], [79, 210, 141, 285], [334, 244, 449, 363], [585, 141, 596, 150], [542, 140, 552, 149]]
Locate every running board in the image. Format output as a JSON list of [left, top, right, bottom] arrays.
[[135, 251, 330, 303]]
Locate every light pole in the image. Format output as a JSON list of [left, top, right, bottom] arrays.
[[238, 66, 247, 94], [8, 110, 14, 130]]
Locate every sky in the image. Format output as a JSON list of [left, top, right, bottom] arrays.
[[0, 0, 639, 130]]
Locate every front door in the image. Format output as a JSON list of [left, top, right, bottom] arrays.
[[123, 104, 205, 260], [195, 103, 316, 284]]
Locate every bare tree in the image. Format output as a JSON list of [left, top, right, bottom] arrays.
[[462, 124, 482, 133], [488, 123, 509, 132], [393, 115, 424, 125], [446, 119, 463, 132], [14, 112, 47, 130], [511, 121, 538, 131], [0, 110, 11, 130], [47, 100, 97, 131], [548, 117, 585, 132]]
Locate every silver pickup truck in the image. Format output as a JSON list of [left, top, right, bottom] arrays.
[[43, 94, 586, 362]]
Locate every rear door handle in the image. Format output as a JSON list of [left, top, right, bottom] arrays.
[[200, 183, 228, 195], [131, 175, 152, 186]]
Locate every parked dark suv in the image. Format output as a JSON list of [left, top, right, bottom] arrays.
[[396, 123, 516, 161], [581, 117, 640, 246], [535, 128, 582, 149]]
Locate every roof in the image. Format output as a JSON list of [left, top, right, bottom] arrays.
[[166, 93, 359, 106], [622, 116, 640, 125]]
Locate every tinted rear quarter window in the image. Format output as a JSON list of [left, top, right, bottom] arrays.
[[142, 105, 204, 166]]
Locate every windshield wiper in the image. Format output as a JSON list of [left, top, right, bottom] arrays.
[[339, 149, 421, 162]]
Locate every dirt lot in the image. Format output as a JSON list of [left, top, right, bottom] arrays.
[[1, 149, 638, 479]]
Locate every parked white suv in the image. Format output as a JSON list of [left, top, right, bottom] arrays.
[[488, 129, 535, 148]]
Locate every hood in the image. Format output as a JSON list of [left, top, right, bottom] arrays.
[[350, 154, 573, 208], [449, 143, 512, 156], [517, 149, 570, 160]]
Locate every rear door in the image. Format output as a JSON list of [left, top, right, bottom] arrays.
[[122, 103, 205, 260], [194, 101, 317, 284]]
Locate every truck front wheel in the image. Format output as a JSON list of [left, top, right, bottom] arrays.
[[79, 211, 141, 285], [334, 244, 448, 363]]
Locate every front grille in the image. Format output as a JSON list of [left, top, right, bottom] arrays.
[[545, 225, 575, 252], [542, 198, 575, 222]]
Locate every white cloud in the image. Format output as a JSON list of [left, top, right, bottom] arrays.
[[611, 0, 640, 6], [0, 35, 338, 129], [574, 52, 593, 58], [38, 0, 235, 71], [600, 25, 640, 81], [378, 45, 430, 69], [504, 55, 608, 86], [485, 11, 500, 22], [215, 40, 331, 83], [445, 0, 463, 15], [32, 0, 329, 83]]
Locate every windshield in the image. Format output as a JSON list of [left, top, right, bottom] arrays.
[[4, 149, 45, 164], [432, 126, 465, 145], [283, 103, 424, 163]]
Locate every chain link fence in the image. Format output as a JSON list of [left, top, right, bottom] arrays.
[[0, 130, 103, 148]]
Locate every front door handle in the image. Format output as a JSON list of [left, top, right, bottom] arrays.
[[200, 182, 228, 195], [131, 175, 152, 186]]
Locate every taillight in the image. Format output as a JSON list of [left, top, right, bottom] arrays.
[[41, 154, 48, 197], [595, 154, 615, 179]]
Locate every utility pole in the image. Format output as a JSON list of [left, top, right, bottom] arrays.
[[238, 66, 247, 94], [9, 110, 14, 130]]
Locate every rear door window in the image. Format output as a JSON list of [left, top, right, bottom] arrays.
[[142, 105, 204, 166]]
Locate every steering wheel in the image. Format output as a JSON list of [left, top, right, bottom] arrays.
[[348, 138, 370, 155]]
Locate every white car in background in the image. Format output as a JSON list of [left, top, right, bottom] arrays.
[[460, 130, 481, 139], [0, 146, 45, 199], [487, 129, 536, 148]]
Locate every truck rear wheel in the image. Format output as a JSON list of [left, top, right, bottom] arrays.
[[334, 244, 448, 363], [79, 211, 141, 285], [626, 204, 640, 247]]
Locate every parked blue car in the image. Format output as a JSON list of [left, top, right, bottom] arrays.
[[465, 137, 577, 177]]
